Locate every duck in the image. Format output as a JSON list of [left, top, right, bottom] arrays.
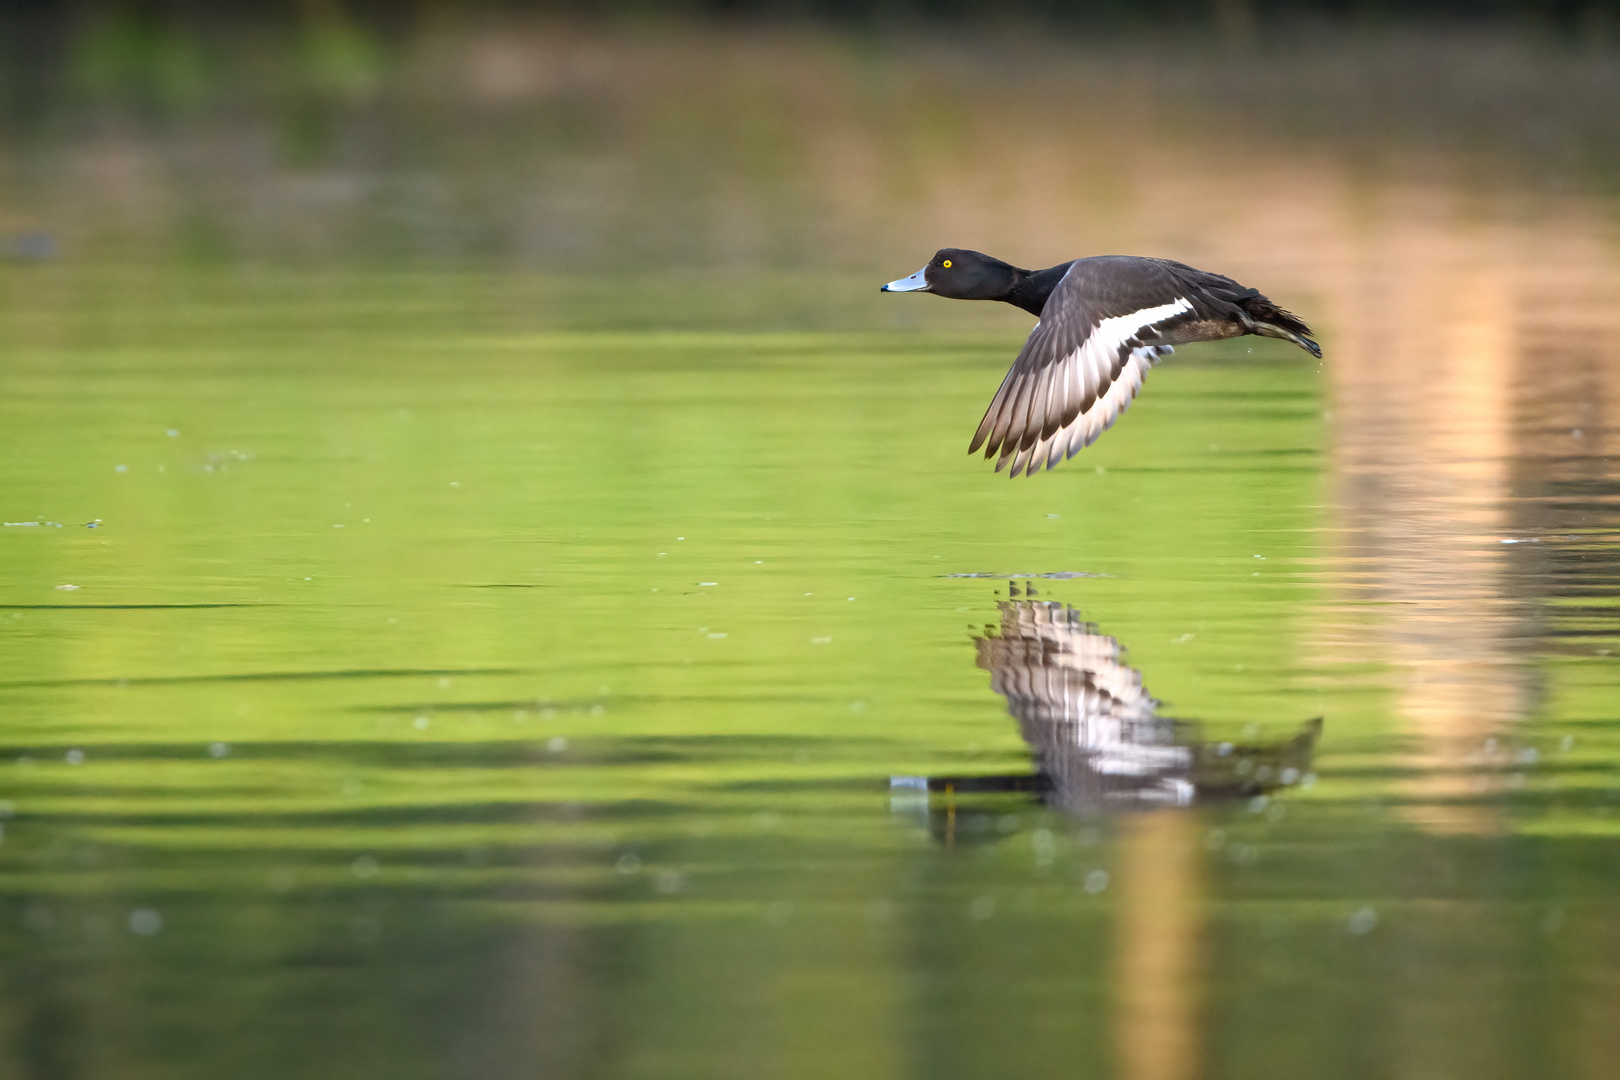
[[881, 249, 1320, 478]]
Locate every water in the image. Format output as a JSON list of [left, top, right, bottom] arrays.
[[3, 251, 1617, 1079], [5, 19, 1620, 1080]]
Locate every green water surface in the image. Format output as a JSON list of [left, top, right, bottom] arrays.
[[1, 266, 1616, 1080]]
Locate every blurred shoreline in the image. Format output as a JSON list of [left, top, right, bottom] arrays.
[[1, 15, 1619, 268]]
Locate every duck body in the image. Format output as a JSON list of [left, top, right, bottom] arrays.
[[881, 248, 1320, 478]]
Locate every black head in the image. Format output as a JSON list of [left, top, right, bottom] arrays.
[[881, 249, 1021, 301]]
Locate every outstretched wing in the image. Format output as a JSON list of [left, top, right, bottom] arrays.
[[969, 258, 1202, 477]]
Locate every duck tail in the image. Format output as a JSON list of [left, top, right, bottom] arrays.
[[1240, 296, 1322, 358]]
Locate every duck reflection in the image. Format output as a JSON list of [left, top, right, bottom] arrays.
[[893, 587, 1320, 838]]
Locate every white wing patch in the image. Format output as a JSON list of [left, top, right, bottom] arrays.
[[1007, 297, 1190, 476]]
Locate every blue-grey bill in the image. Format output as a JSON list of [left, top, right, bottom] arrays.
[[881, 267, 931, 292]]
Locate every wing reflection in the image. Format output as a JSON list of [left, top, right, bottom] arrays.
[[893, 592, 1320, 837]]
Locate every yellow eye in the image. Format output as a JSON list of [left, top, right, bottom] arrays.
[[942, 259, 952, 268]]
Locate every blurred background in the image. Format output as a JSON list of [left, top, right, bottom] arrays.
[[4, 0, 1620, 273]]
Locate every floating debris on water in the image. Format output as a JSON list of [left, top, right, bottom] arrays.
[[5, 521, 64, 527], [128, 908, 162, 936]]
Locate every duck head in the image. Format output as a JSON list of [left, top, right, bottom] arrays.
[[881, 248, 1021, 301]]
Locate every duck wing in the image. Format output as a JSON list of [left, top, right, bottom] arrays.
[[968, 256, 1234, 477]]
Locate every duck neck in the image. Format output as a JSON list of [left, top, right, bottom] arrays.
[[1002, 262, 1074, 318]]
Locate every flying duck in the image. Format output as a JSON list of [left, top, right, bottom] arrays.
[[881, 249, 1321, 478]]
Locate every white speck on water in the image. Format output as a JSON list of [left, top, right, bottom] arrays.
[[449, 481, 459, 487], [1215, 742, 1234, 757], [1561, 735, 1576, 751], [1047, 514, 1060, 518], [810, 637, 832, 645], [55, 584, 79, 591], [333, 524, 344, 528], [64, 749, 85, 765], [1172, 633, 1195, 644], [548, 736, 568, 753], [847, 597, 855, 601], [362, 518, 370, 523], [208, 742, 229, 759], [698, 582, 717, 587], [1249, 795, 1270, 813], [412, 716, 430, 730], [128, 908, 163, 936], [165, 429, 179, 437], [1517, 747, 1539, 765], [351, 855, 379, 879], [1280, 766, 1300, 785], [1348, 907, 1378, 935], [1084, 870, 1110, 894], [755, 560, 763, 564], [804, 592, 812, 596], [1254, 554, 1266, 559], [615, 852, 642, 874], [677, 537, 685, 541], [115, 464, 127, 473], [968, 896, 997, 921], [707, 633, 726, 639]]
